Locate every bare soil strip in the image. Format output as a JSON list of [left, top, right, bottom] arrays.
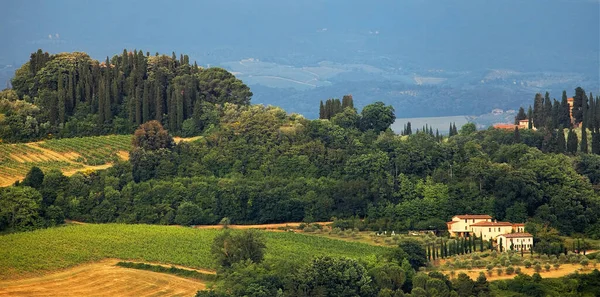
[[0, 259, 207, 297], [445, 263, 595, 281]]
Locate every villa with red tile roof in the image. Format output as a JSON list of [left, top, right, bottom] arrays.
[[497, 233, 533, 251], [447, 214, 530, 246]]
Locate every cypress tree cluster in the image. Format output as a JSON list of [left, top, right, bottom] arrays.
[[515, 87, 600, 155], [319, 95, 354, 119], [9, 48, 252, 140]]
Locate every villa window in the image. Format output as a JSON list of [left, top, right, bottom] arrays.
[[465, 219, 467, 223], [472, 219, 475, 223], [465, 226, 468, 230], [489, 228, 491, 232]]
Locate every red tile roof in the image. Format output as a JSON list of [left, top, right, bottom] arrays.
[[568, 97, 574, 102], [499, 233, 533, 238], [470, 221, 512, 226], [447, 221, 457, 224], [453, 215, 492, 219], [493, 124, 517, 130], [512, 223, 525, 226]]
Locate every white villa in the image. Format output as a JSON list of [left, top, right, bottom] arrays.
[[447, 214, 531, 249], [497, 233, 534, 251]]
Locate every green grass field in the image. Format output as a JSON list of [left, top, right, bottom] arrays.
[[0, 224, 389, 279]]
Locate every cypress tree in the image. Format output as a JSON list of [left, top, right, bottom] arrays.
[[559, 93, 571, 128], [135, 86, 142, 125], [406, 122, 412, 135], [57, 74, 66, 124], [557, 129, 566, 153], [592, 132, 600, 154], [589, 94, 596, 132], [533, 93, 545, 128], [142, 81, 150, 123], [104, 67, 112, 124], [514, 127, 521, 143], [551, 99, 560, 129], [97, 78, 106, 126], [480, 233, 484, 251], [427, 245, 431, 261], [342, 94, 354, 109], [567, 129, 578, 154], [544, 92, 552, 128], [67, 71, 75, 114], [581, 126, 589, 153], [177, 87, 185, 131], [527, 106, 533, 129], [319, 101, 325, 119], [515, 107, 527, 124], [573, 87, 587, 125]]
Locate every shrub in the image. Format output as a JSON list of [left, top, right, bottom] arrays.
[[487, 270, 493, 277], [496, 267, 503, 275], [544, 263, 551, 272], [580, 258, 590, 269], [559, 254, 568, 263], [505, 266, 515, 275], [486, 264, 494, 271], [515, 267, 522, 274], [553, 263, 560, 270], [524, 260, 532, 268], [534, 264, 542, 273]]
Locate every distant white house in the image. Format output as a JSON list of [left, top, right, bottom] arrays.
[[497, 233, 534, 251]]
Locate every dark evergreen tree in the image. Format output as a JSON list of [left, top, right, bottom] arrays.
[[532, 93, 545, 129], [514, 127, 521, 143], [559, 93, 571, 129], [581, 126, 589, 154], [556, 129, 566, 153], [142, 81, 150, 123], [567, 129, 578, 154], [527, 106, 533, 129], [57, 74, 66, 124], [341, 94, 354, 109], [573, 87, 587, 125], [543, 92, 552, 128], [592, 132, 600, 155], [551, 99, 560, 129], [319, 101, 325, 119], [515, 107, 527, 124]]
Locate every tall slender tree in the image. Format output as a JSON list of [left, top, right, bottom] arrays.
[[532, 93, 545, 129], [527, 106, 533, 129], [567, 129, 578, 154], [556, 129, 566, 153], [581, 125, 589, 153], [573, 87, 587, 125], [559, 93, 571, 128], [515, 107, 527, 124]]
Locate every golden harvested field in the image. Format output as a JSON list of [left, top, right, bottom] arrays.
[[0, 259, 206, 297], [446, 263, 596, 281], [0, 135, 203, 187]]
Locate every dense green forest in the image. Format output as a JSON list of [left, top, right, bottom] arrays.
[[0, 49, 251, 142], [2, 98, 600, 241]]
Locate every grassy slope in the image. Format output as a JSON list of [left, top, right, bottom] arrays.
[[0, 224, 388, 279], [0, 135, 132, 186]]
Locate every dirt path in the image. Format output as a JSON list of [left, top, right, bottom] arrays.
[[445, 263, 595, 281], [0, 259, 207, 297]]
